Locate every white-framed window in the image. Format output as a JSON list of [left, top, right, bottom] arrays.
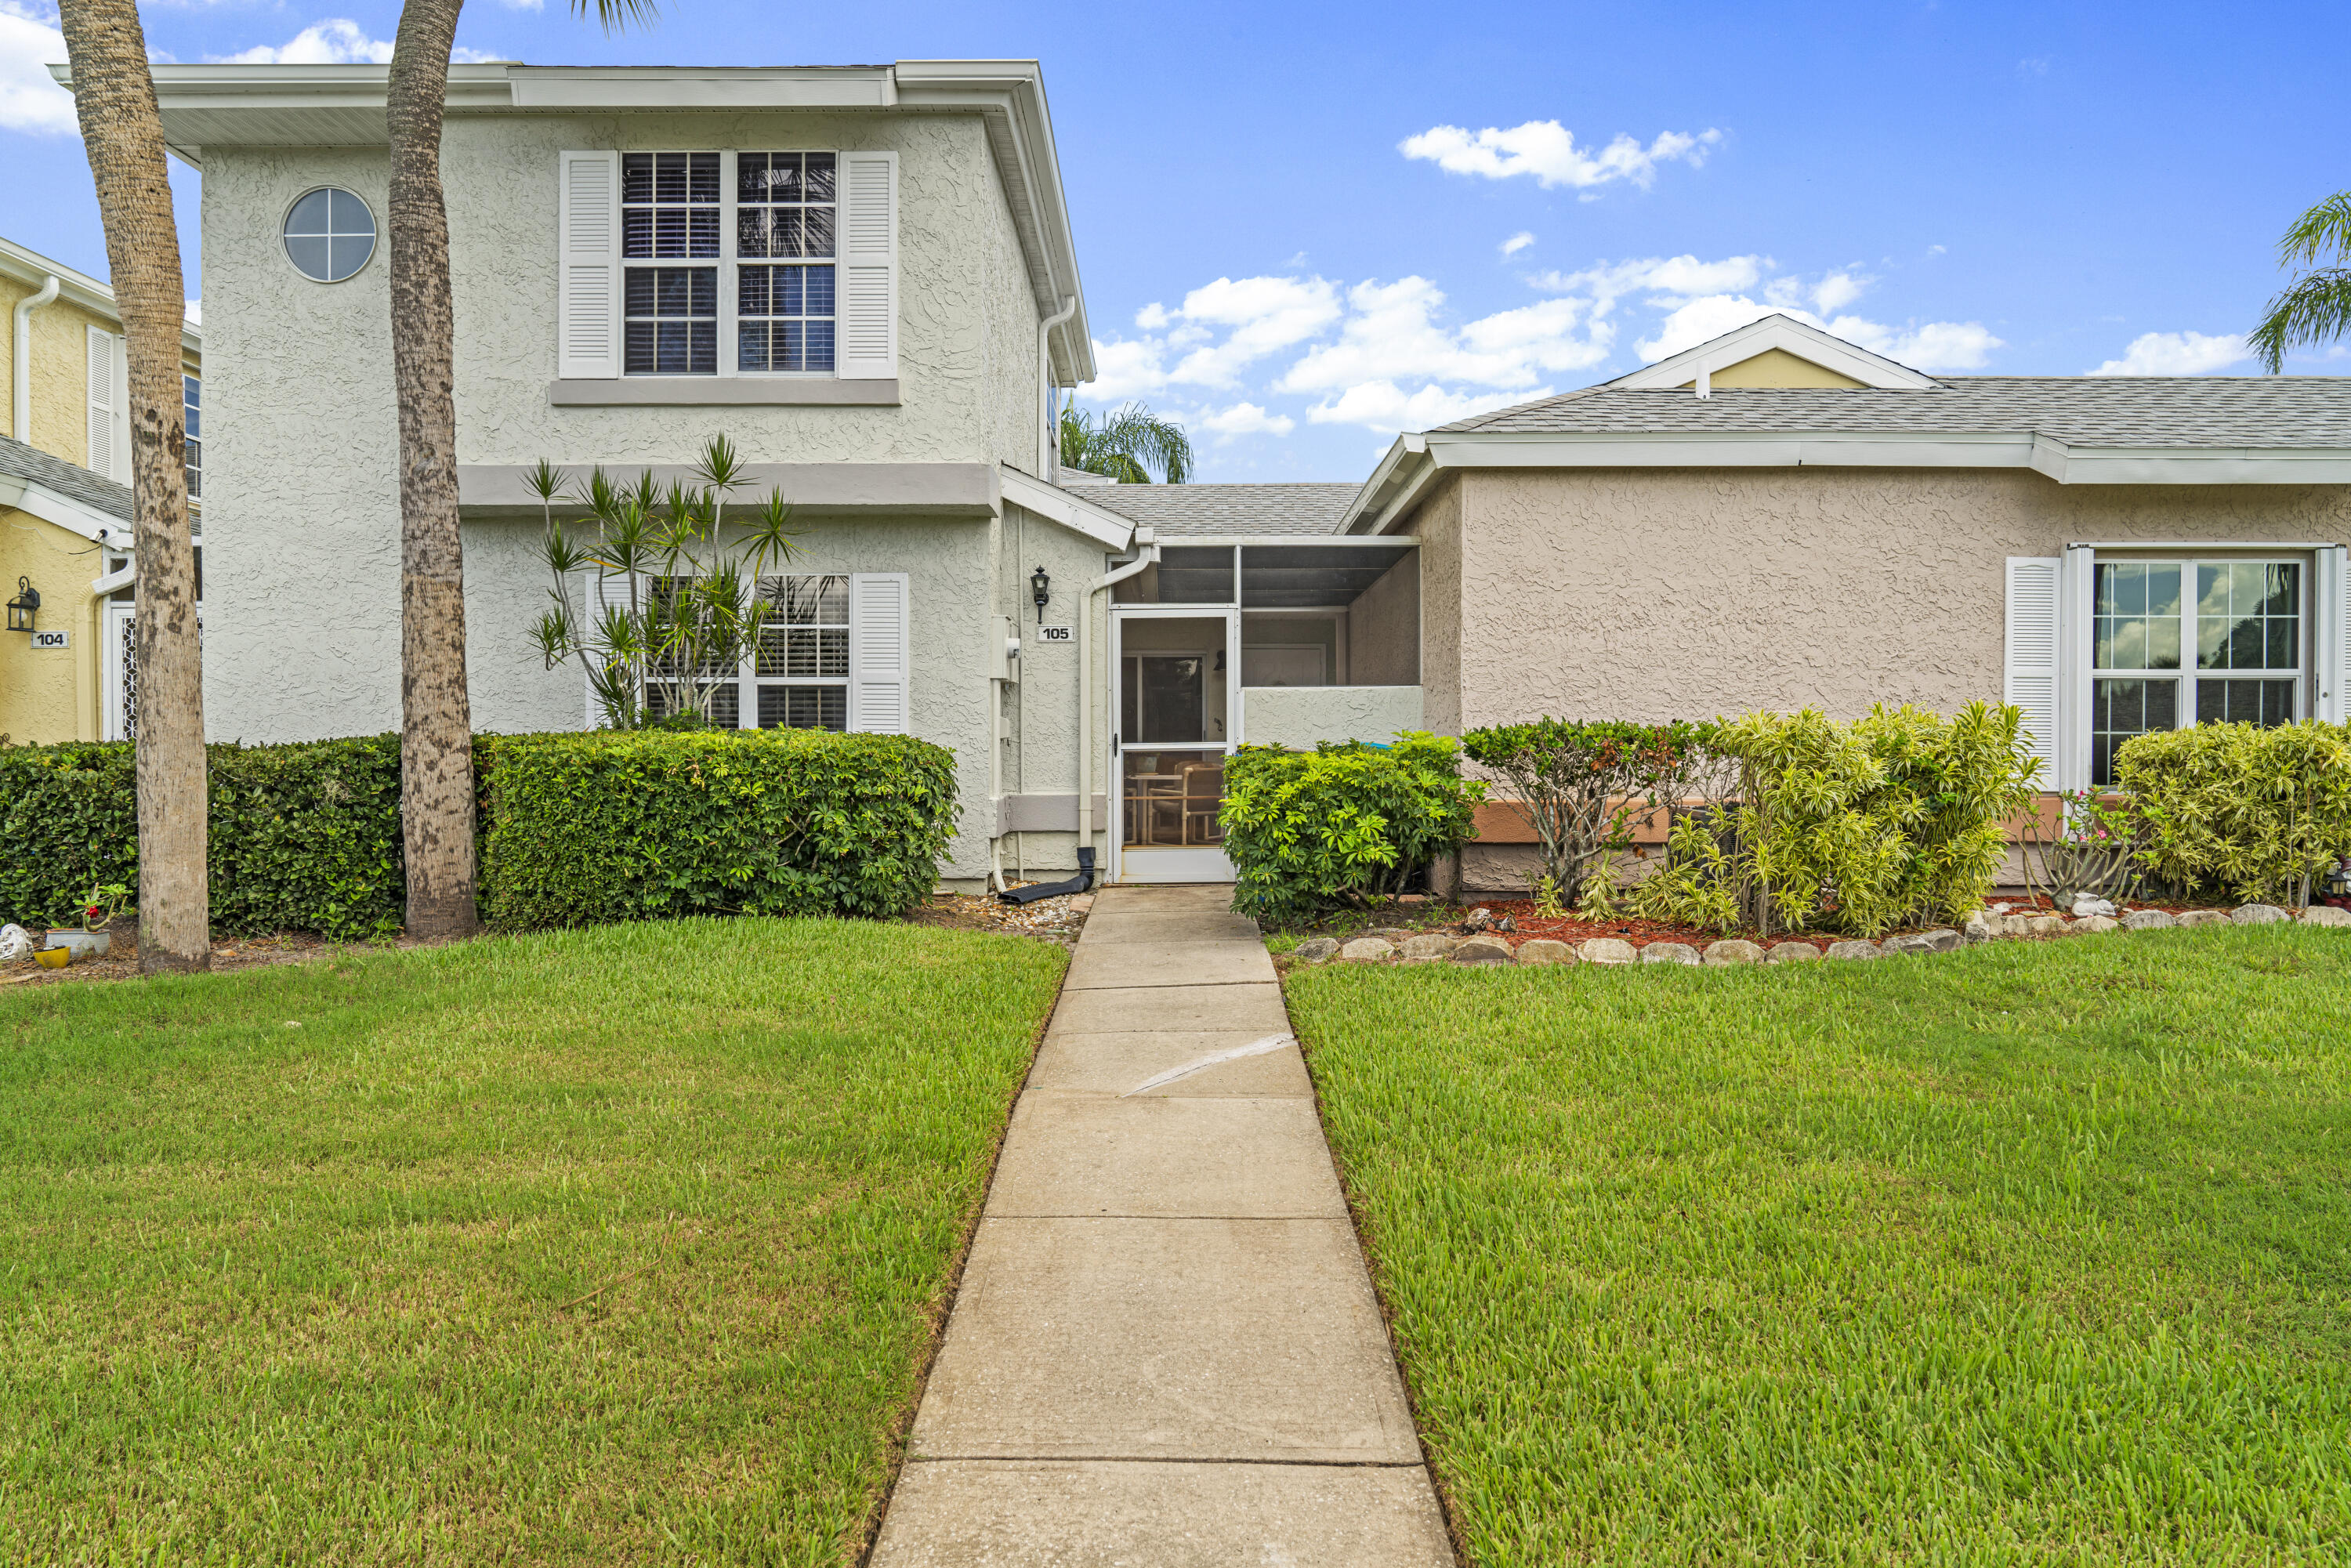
[[756, 573, 849, 730], [736, 153, 837, 375], [2090, 558, 2302, 784], [598, 571, 901, 735], [621, 152, 721, 375], [182, 374, 201, 499], [563, 148, 893, 383]]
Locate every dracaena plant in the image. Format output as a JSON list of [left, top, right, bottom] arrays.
[[526, 436, 803, 729]]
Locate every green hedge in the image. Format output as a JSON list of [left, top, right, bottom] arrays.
[[479, 729, 958, 930], [0, 735, 406, 940], [2112, 720, 2351, 904], [1222, 733, 1484, 925]]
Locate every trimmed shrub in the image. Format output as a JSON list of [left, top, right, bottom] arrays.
[[1222, 733, 1484, 925], [1460, 718, 1716, 900], [2112, 720, 2351, 904], [480, 728, 958, 929], [1632, 702, 2040, 937], [0, 735, 406, 939]]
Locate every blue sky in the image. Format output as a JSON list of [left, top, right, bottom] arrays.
[[2, 0, 2343, 479]]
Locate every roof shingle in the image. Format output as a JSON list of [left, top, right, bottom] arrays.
[[0, 433, 132, 521], [1081, 481, 1361, 537], [1437, 377, 2351, 447]]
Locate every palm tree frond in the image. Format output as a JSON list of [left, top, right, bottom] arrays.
[[2277, 192, 2351, 267], [2248, 269, 2351, 372], [571, 0, 658, 35], [1057, 400, 1194, 483]]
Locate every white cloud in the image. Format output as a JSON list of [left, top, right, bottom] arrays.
[[1280, 277, 1610, 397], [0, 0, 75, 134], [1087, 336, 1170, 401], [2089, 330, 2251, 376], [1499, 230, 1534, 257], [1400, 120, 1721, 191], [216, 20, 393, 65], [1195, 401, 1295, 440], [1165, 274, 1342, 386], [1810, 271, 1868, 312], [1306, 380, 1543, 433], [1531, 254, 1767, 317]]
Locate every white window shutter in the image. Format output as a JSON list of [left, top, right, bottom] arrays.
[[558, 151, 621, 379], [86, 326, 122, 480], [2005, 556, 2062, 788], [2317, 544, 2348, 724], [836, 150, 897, 380], [849, 572, 910, 733], [574, 567, 645, 726]]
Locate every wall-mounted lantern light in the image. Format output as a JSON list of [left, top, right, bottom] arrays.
[[5, 577, 38, 635], [1031, 564, 1051, 623]]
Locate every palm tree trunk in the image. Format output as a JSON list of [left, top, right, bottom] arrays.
[[387, 0, 480, 940], [57, 0, 209, 974]]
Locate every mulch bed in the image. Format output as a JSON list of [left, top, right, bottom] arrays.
[[907, 887, 1091, 945], [2, 928, 336, 989]]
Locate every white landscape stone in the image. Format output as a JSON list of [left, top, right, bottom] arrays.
[[1766, 941, 1822, 963], [2175, 911, 2231, 929], [2302, 906, 2351, 929], [1578, 937, 1639, 965], [1337, 938, 1394, 963], [1639, 942, 1700, 965], [1514, 939, 1578, 965], [1702, 940, 1765, 965], [1291, 937, 1339, 964], [2074, 914, 2120, 934], [1826, 940, 1882, 960], [2231, 904, 2290, 925], [1451, 936, 1515, 965], [2121, 909, 2176, 931]]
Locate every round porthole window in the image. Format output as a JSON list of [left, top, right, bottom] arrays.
[[283, 187, 376, 282]]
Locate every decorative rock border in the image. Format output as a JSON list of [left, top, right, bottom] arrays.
[[1288, 900, 2351, 969]]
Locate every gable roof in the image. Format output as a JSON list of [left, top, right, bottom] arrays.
[[1604, 313, 1938, 393], [1, 234, 203, 357], [1335, 318, 2351, 533], [1085, 481, 1362, 538]]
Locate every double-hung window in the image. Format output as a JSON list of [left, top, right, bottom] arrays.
[[737, 154, 836, 375], [563, 147, 893, 383], [756, 574, 849, 730], [2090, 558, 2303, 784], [616, 151, 839, 377], [621, 153, 721, 375]]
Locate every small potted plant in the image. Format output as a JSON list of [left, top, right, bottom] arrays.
[[45, 882, 129, 961]]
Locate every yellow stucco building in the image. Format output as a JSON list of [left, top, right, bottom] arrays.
[[1, 233, 200, 744]]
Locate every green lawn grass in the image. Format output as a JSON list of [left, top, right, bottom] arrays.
[[1287, 928, 2351, 1566], [0, 918, 1066, 1565]]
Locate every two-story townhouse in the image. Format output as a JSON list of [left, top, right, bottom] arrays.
[[1, 233, 201, 743], [139, 61, 1123, 888]]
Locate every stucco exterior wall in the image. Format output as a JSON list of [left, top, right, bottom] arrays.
[[0, 277, 121, 467], [1407, 475, 1463, 732], [426, 110, 1030, 469], [1346, 552, 1420, 686], [996, 502, 1112, 876], [1239, 685, 1423, 749], [0, 509, 102, 742], [1440, 467, 2351, 730]]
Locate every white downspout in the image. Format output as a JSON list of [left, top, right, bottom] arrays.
[[12, 274, 61, 443], [1078, 531, 1157, 885], [1038, 294, 1077, 478]]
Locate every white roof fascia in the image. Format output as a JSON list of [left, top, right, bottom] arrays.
[[893, 60, 1092, 382], [507, 65, 896, 110], [1000, 465, 1135, 550], [1340, 434, 1433, 535], [2030, 434, 2351, 484], [0, 233, 203, 356], [0, 475, 132, 544], [1610, 313, 1942, 392], [1121, 534, 1422, 547]]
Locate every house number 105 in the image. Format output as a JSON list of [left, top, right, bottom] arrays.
[[1036, 626, 1073, 643]]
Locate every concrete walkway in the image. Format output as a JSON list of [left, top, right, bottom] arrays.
[[870, 882, 1454, 1566]]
